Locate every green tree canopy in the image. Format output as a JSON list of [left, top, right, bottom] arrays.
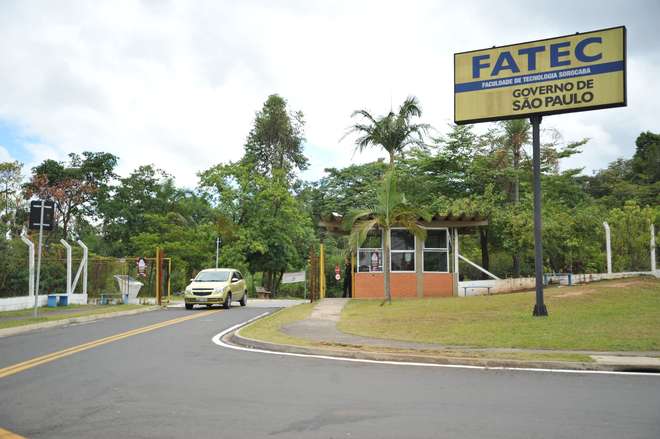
[[344, 96, 430, 168], [244, 94, 308, 179]]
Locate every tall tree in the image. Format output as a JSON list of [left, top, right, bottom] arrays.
[[200, 94, 315, 293], [344, 171, 430, 304], [344, 96, 430, 168], [607, 201, 657, 272], [311, 160, 388, 218], [24, 152, 117, 238], [199, 161, 315, 292], [501, 119, 530, 204], [99, 165, 177, 255], [0, 161, 23, 222], [244, 94, 308, 179], [631, 131, 660, 184]]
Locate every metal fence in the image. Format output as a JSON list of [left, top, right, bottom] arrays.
[[1, 248, 170, 300]]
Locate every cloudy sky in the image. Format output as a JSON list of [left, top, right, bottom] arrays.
[[0, 0, 658, 187]]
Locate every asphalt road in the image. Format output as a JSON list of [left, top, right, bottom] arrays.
[[1, 306, 659, 438]]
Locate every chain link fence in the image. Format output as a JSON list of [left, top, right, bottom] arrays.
[[1, 240, 170, 300]]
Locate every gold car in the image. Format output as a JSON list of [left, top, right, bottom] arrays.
[[184, 268, 247, 310]]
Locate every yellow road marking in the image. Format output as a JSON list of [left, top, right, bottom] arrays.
[[0, 310, 219, 379], [0, 427, 27, 438]]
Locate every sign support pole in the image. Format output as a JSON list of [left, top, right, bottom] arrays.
[[531, 115, 548, 317], [34, 201, 45, 318]]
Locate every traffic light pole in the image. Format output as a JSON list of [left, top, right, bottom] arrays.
[[531, 115, 548, 317]]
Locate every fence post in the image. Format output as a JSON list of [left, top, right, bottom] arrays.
[[60, 240, 72, 297], [603, 222, 612, 275], [20, 229, 35, 297], [77, 240, 88, 296], [651, 224, 657, 275]]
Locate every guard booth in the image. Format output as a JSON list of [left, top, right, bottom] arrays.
[[319, 213, 489, 298]]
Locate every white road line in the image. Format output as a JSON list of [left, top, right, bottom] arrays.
[[212, 313, 660, 377]]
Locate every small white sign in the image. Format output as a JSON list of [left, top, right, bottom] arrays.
[[281, 271, 306, 284], [335, 274, 341, 281]]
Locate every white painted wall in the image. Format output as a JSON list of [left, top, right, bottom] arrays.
[[458, 271, 657, 296], [0, 294, 88, 312]]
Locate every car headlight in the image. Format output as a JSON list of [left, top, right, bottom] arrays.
[[214, 287, 225, 293]]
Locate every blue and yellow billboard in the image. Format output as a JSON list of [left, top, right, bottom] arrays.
[[454, 26, 626, 124]]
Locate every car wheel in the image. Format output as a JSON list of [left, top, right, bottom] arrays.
[[240, 291, 247, 307], [223, 293, 232, 309], [185, 303, 193, 310]]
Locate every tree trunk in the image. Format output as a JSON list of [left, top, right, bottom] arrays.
[[273, 271, 284, 294], [513, 254, 521, 278], [383, 227, 391, 304], [388, 151, 395, 169], [263, 271, 272, 291], [480, 228, 490, 279], [511, 146, 521, 277], [512, 147, 520, 203]]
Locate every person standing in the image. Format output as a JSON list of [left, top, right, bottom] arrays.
[[342, 257, 352, 298]]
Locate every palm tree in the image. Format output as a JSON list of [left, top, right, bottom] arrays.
[[497, 119, 530, 277], [501, 119, 530, 204], [343, 96, 430, 168], [344, 171, 430, 304]]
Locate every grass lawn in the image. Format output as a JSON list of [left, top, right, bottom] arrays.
[[239, 303, 314, 346], [338, 277, 660, 352], [0, 304, 146, 330], [237, 303, 592, 362]]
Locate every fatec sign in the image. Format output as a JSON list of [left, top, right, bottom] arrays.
[[454, 26, 626, 124]]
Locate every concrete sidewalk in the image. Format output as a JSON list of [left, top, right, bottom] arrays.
[[273, 298, 660, 370]]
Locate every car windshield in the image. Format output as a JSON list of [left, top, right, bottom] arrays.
[[194, 271, 230, 282]]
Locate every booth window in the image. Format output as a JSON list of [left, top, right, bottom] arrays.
[[423, 228, 448, 272], [358, 229, 382, 272], [391, 229, 415, 272]]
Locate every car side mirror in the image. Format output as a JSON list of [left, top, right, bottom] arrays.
[[190, 278, 195, 282]]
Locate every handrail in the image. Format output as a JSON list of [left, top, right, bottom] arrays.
[[458, 254, 501, 280]]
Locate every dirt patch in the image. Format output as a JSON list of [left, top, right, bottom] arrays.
[[554, 289, 596, 298], [603, 280, 647, 288]]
